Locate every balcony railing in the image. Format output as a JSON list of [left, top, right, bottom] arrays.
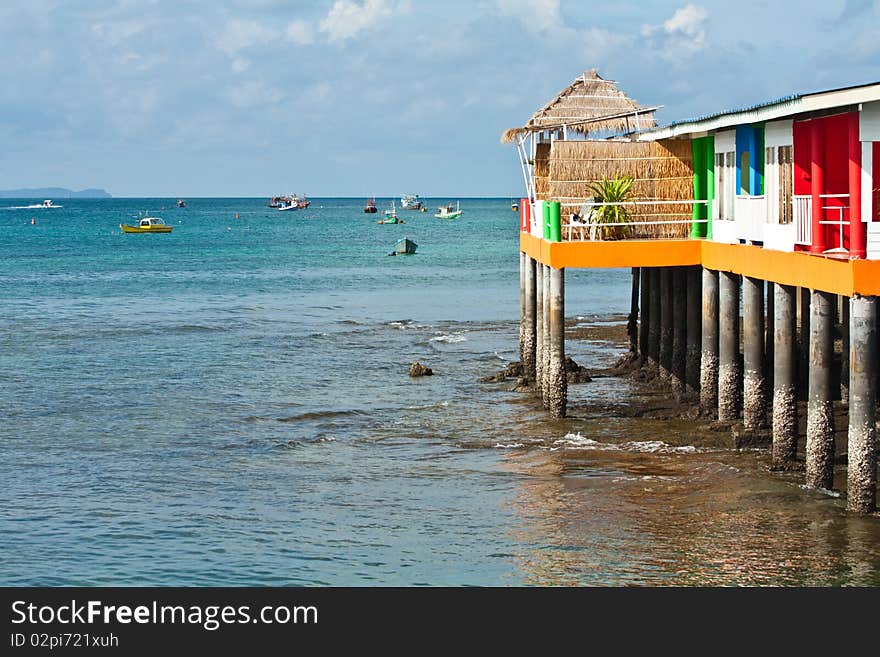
[[734, 195, 766, 243], [793, 193, 850, 250], [553, 199, 708, 242], [794, 195, 811, 246]]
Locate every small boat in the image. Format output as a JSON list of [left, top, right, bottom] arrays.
[[177, 199, 186, 208], [120, 214, 172, 233], [511, 199, 518, 212], [388, 237, 417, 255], [364, 197, 378, 213], [277, 194, 310, 211], [277, 196, 299, 211], [434, 201, 462, 219], [401, 194, 422, 210], [378, 200, 405, 224], [268, 196, 286, 208]]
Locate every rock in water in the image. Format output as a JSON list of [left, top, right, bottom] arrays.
[[503, 362, 524, 378], [564, 356, 592, 383], [409, 361, 434, 377], [479, 361, 524, 383]]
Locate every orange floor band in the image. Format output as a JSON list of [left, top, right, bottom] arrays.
[[520, 233, 880, 297]]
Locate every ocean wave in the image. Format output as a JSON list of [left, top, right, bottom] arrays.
[[799, 485, 841, 498], [550, 433, 700, 453], [245, 410, 366, 424], [621, 440, 698, 454], [494, 442, 525, 449], [430, 334, 466, 344], [406, 400, 450, 411]]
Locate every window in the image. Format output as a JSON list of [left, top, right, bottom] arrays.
[[714, 151, 735, 220]]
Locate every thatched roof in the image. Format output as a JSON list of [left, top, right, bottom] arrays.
[[501, 69, 659, 143]]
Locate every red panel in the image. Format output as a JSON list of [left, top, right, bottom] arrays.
[[794, 112, 855, 251], [874, 143, 880, 222], [793, 120, 812, 196]]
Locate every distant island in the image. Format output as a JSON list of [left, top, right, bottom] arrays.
[[0, 187, 111, 198]]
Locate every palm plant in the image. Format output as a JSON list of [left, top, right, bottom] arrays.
[[587, 175, 634, 240]]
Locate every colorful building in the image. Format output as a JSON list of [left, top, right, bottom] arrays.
[[506, 71, 880, 514]]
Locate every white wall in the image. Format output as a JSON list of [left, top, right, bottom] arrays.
[[765, 120, 793, 148], [860, 101, 880, 141]]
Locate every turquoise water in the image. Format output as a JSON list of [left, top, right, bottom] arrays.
[[2, 198, 879, 586]]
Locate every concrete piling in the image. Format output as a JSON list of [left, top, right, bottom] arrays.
[[542, 264, 551, 408], [718, 271, 741, 421], [806, 290, 835, 491], [671, 267, 687, 395], [659, 268, 673, 382], [535, 264, 544, 401], [628, 268, 640, 355], [648, 268, 661, 376], [519, 252, 525, 364], [772, 283, 798, 469], [847, 295, 877, 513], [743, 276, 767, 432], [700, 268, 719, 412], [766, 281, 775, 392], [639, 267, 650, 364], [798, 287, 811, 398], [686, 266, 702, 397], [548, 267, 567, 418], [523, 257, 536, 383], [840, 297, 849, 404]]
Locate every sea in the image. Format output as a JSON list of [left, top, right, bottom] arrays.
[[2, 197, 879, 586]]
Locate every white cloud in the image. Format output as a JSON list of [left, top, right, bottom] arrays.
[[285, 19, 314, 45], [231, 57, 250, 73], [319, 0, 408, 42], [493, 0, 562, 32], [223, 79, 284, 109], [641, 4, 709, 55], [218, 19, 276, 55]]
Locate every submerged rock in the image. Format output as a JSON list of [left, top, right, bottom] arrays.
[[479, 361, 524, 384], [564, 356, 592, 383], [409, 361, 434, 377]]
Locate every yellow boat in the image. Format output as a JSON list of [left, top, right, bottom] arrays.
[[120, 216, 172, 233]]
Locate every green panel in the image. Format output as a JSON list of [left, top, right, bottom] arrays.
[[691, 136, 713, 239], [704, 136, 714, 240], [542, 200, 551, 239], [549, 201, 562, 242]]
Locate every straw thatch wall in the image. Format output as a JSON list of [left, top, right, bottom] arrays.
[[543, 138, 693, 239], [534, 142, 551, 198]]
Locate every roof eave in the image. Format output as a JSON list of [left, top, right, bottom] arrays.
[[639, 82, 880, 141]]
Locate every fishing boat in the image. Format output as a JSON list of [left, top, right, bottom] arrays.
[[120, 214, 172, 233], [511, 199, 518, 212], [434, 201, 462, 219], [177, 199, 186, 208], [388, 237, 417, 255], [364, 197, 378, 213], [295, 194, 310, 209], [268, 196, 286, 208], [378, 200, 404, 224], [401, 194, 422, 210]]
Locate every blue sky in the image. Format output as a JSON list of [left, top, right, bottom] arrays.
[[0, 0, 877, 197]]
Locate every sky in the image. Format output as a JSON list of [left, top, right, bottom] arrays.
[[0, 0, 878, 197]]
